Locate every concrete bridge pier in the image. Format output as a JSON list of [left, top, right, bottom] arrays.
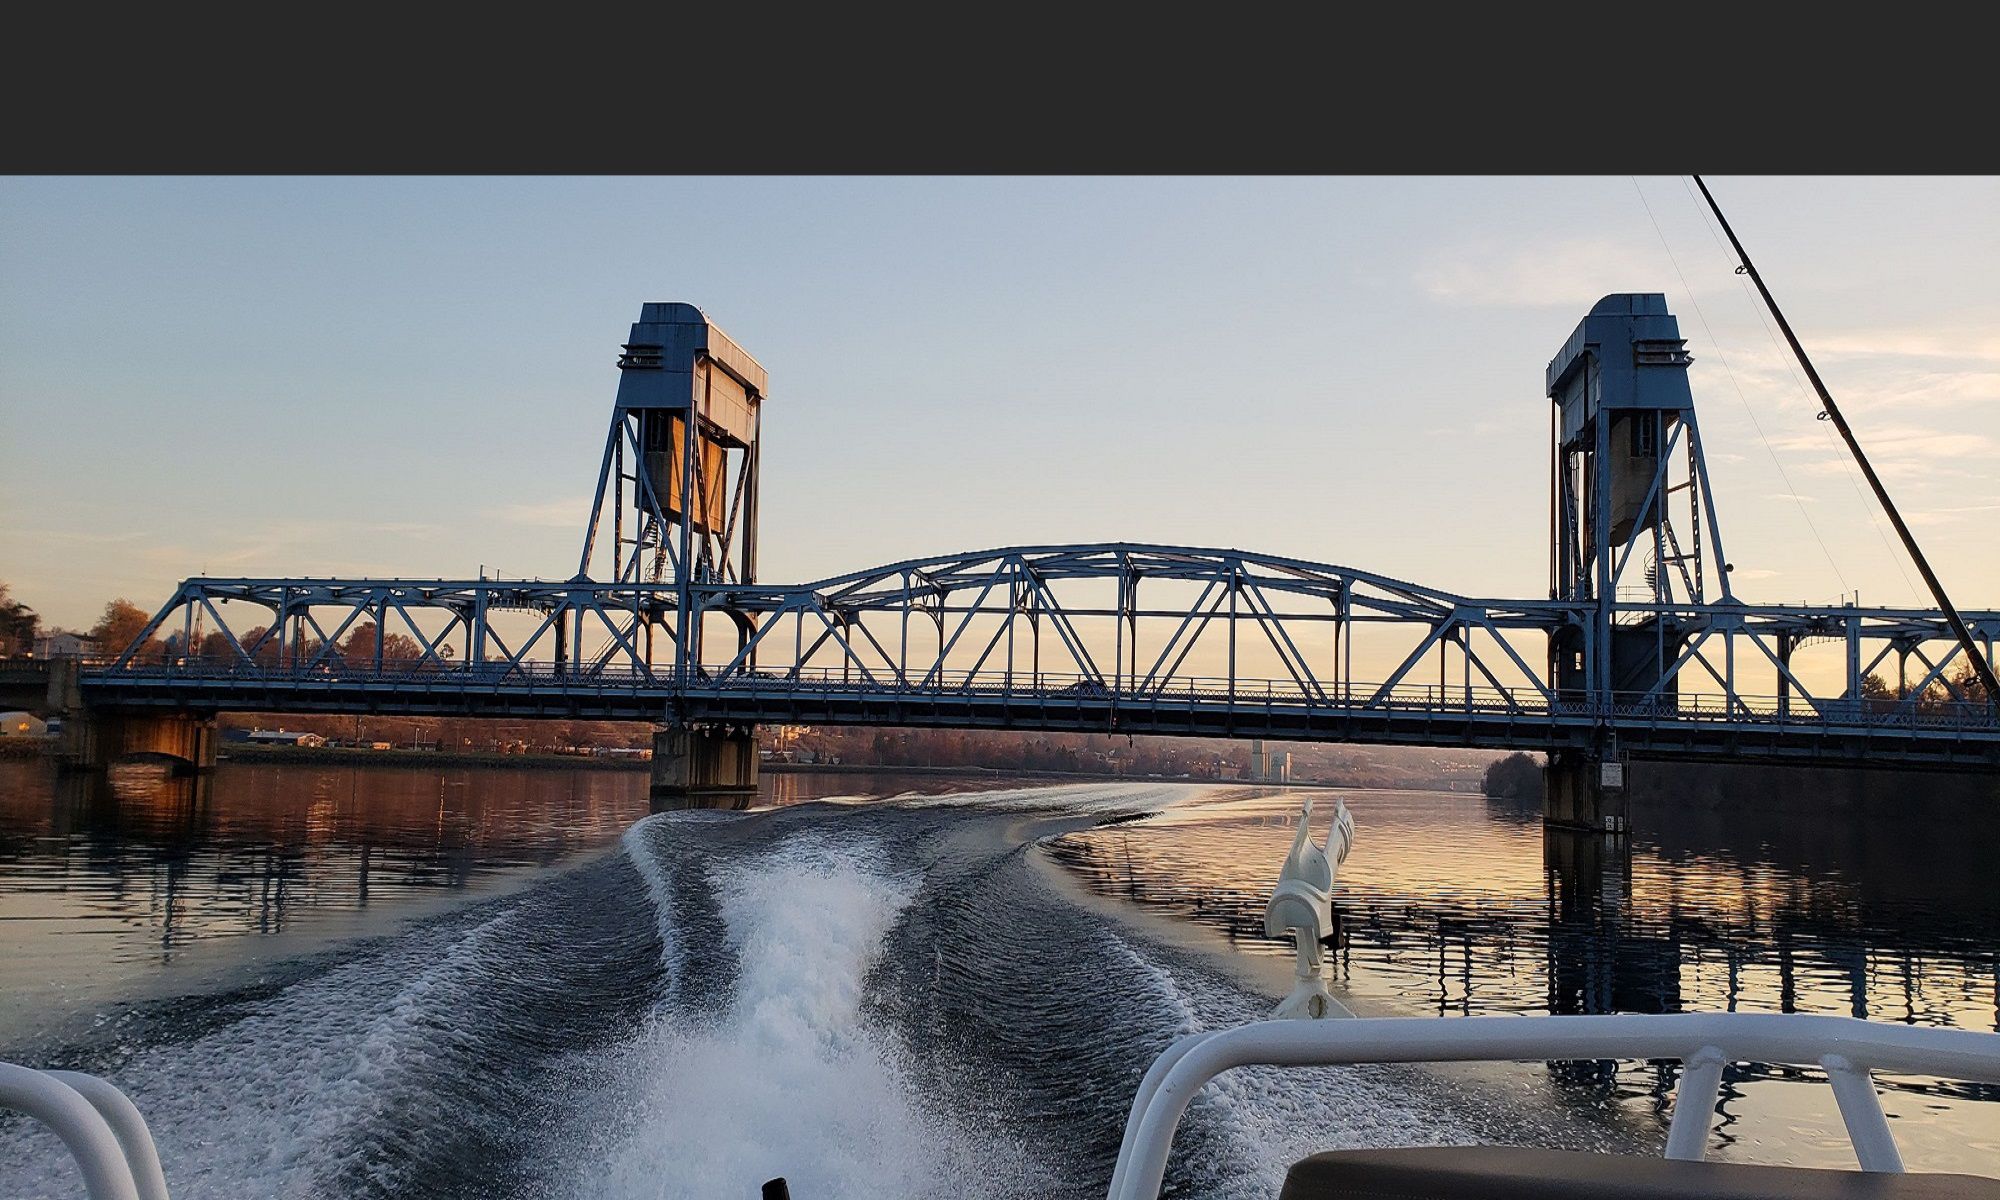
[[651, 724, 760, 809], [59, 711, 219, 774], [1543, 748, 1629, 833]]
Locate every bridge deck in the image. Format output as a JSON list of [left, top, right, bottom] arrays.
[[79, 664, 2000, 770]]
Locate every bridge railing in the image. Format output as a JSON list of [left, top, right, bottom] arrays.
[[84, 657, 2000, 734], [689, 666, 1998, 731]]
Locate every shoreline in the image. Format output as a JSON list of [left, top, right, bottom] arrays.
[[215, 744, 650, 770], [761, 761, 1354, 787], [5, 737, 1473, 792]]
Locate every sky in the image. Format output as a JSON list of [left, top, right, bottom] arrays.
[[3, 175, 1996, 641]]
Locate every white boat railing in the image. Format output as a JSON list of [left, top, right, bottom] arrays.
[[1107, 1011, 2000, 1200], [0, 1063, 169, 1200]]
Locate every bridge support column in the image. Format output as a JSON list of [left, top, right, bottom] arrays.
[[651, 725, 759, 808], [58, 710, 218, 774], [1543, 748, 1628, 834]]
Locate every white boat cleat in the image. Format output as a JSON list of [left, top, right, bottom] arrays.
[[1263, 796, 1353, 1021]]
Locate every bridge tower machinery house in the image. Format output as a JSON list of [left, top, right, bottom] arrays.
[[1545, 295, 1729, 827], [579, 302, 769, 799], [77, 296, 2000, 807]]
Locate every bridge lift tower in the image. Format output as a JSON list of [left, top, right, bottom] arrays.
[[579, 302, 768, 802], [1546, 294, 1732, 829]]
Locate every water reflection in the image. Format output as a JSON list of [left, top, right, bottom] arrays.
[[1047, 786, 2000, 1167], [5, 762, 1995, 1169], [0, 760, 650, 988], [1, 762, 929, 1055], [0, 760, 996, 997], [1049, 789, 1998, 1031]]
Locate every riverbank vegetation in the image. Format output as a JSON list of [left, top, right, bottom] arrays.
[[1481, 751, 1543, 800]]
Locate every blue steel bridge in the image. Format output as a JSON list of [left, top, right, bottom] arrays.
[[71, 298, 2000, 810]]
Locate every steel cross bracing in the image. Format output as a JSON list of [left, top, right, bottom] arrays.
[[88, 544, 2000, 768], [78, 297, 2000, 770]]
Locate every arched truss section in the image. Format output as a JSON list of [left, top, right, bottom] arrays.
[[687, 543, 1572, 712], [98, 543, 1998, 735]]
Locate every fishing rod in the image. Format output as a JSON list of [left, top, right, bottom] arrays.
[[1690, 175, 2000, 713]]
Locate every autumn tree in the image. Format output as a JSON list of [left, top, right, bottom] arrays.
[[341, 621, 377, 664], [337, 622, 429, 670], [0, 582, 40, 656], [90, 599, 158, 662], [198, 629, 238, 662], [381, 631, 424, 661]]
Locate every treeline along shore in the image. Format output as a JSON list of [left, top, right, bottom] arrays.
[[6, 704, 1503, 791], [218, 743, 651, 770]]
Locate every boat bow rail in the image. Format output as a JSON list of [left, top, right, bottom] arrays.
[[1106, 1011, 2000, 1200], [0, 1062, 169, 1200]]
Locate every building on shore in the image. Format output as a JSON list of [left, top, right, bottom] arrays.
[[1245, 740, 1292, 783], [231, 728, 327, 748], [32, 632, 98, 660]]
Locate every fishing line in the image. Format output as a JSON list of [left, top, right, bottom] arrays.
[[1629, 176, 1850, 594], [1677, 177, 1922, 605]]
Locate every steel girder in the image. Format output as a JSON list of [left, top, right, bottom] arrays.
[[91, 544, 1999, 758], [80, 666, 1999, 769]]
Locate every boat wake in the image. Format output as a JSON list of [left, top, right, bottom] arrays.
[[1, 782, 1556, 1199], [563, 828, 1038, 1199]]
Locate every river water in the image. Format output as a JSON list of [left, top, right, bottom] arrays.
[[0, 759, 1993, 1196]]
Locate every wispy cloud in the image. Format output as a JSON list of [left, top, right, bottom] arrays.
[[1415, 236, 1688, 308], [1851, 370, 2000, 412], [1907, 503, 2000, 527], [8, 529, 149, 547], [1809, 329, 2000, 365], [117, 519, 448, 579], [495, 498, 586, 527], [1783, 425, 1996, 460], [1423, 415, 1515, 439], [1689, 329, 2000, 416]]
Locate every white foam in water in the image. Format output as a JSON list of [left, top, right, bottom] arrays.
[[622, 808, 766, 990], [0, 902, 526, 1199], [889, 779, 1221, 817], [1106, 934, 1475, 1200], [621, 815, 682, 979], [578, 833, 1032, 1200]]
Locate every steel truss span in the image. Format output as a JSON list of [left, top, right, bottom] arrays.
[[76, 296, 2000, 772], [89, 543, 2000, 769]]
